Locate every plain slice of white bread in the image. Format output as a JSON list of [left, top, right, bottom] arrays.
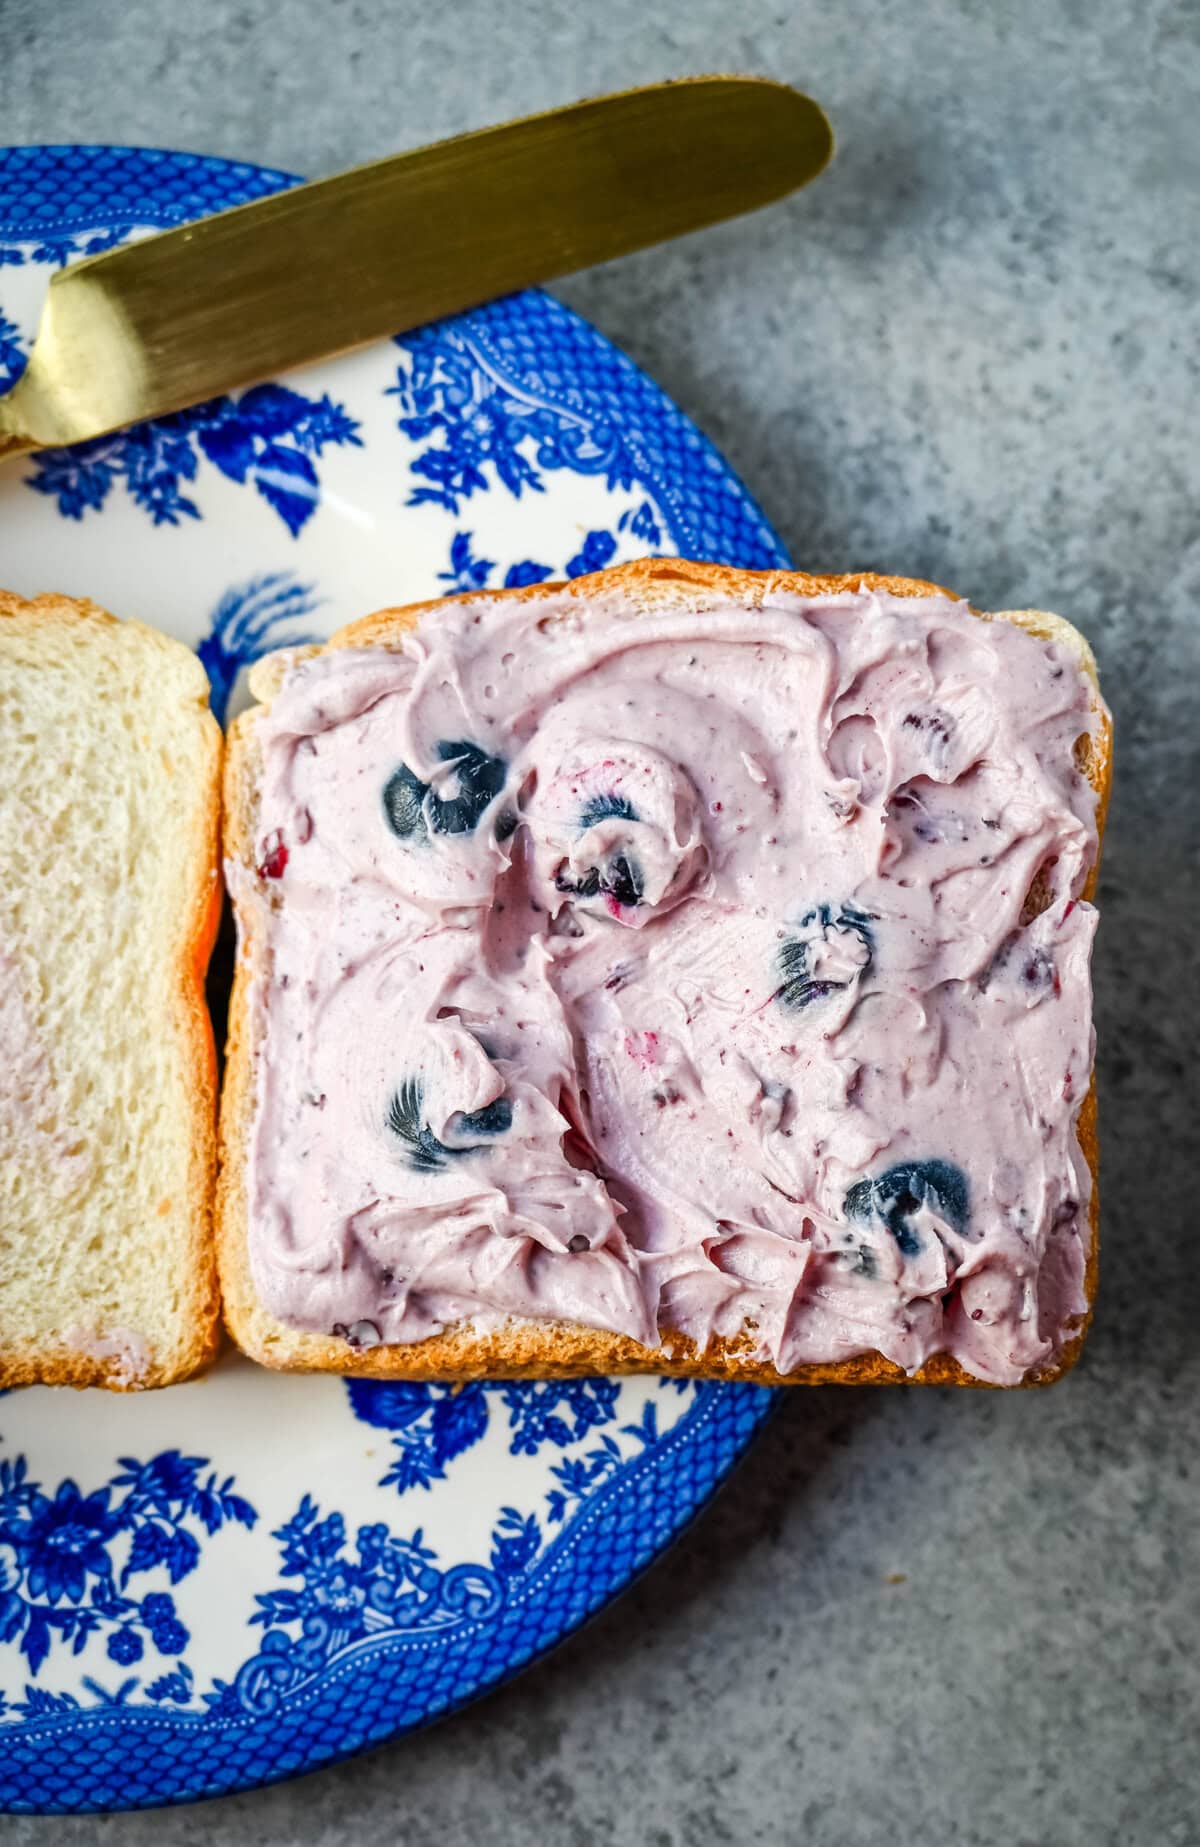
[[0, 592, 222, 1389], [218, 559, 1111, 1389]]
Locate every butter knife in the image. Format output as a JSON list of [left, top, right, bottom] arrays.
[[0, 77, 832, 462]]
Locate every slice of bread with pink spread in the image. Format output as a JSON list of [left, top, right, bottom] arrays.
[[218, 559, 1110, 1389], [0, 592, 222, 1389]]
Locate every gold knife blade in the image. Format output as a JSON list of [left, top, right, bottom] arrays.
[[0, 77, 831, 460]]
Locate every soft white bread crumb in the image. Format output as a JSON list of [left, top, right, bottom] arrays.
[[0, 592, 221, 1389]]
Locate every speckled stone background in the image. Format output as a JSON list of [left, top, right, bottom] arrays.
[[2, 0, 1197, 1840]]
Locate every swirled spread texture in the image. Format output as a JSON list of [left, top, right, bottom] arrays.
[[239, 583, 1103, 1383]]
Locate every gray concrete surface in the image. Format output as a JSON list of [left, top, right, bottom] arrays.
[[2, 0, 1198, 1840]]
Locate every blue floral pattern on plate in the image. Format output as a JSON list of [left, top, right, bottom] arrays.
[[25, 384, 363, 533], [0, 143, 786, 1814], [0, 1449, 255, 1696]]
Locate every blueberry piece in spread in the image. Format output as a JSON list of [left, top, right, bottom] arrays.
[[494, 808, 519, 843], [901, 709, 954, 751], [556, 849, 645, 910], [556, 865, 602, 899], [386, 1077, 513, 1171], [844, 1158, 969, 1257], [430, 739, 507, 834], [1021, 947, 1058, 993], [978, 935, 1059, 997], [776, 903, 874, 1010], [455, 1098, 513, 1137], [579, 791, 639, 830], [333, 1319, 382, 1349], [531, 742, 705, 926], [382, 764, 430, 840], [386, 1077, 451, 1170], [604, 851, 644, 908]]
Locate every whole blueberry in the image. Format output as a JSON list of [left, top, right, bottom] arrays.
[[382, 741, 507, 841], [844, 1158, 969, 1257]]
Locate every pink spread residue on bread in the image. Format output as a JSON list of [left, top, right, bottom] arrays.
[[63, 1325, 152, 1388], [240, 586, 1102, 1383]]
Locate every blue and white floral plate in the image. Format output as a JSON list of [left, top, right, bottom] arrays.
[[0, 146, 784, 1814]]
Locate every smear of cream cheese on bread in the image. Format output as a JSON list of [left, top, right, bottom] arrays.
[[239, 586, 1102, 1383]]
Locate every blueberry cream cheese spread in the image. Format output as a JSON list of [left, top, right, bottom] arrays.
[[239, 580, 1105, 1384]]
